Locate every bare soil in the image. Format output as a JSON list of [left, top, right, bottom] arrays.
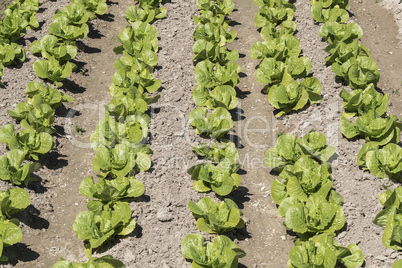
[[0, 0, 401, 267]]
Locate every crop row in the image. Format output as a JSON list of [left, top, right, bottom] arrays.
[[0, 0, 110, 262], [181, 0, 247, 267], [310, 0, 402, 264], [52, 0, 168, 266], [251, 0, 322, 116], [254, 0, 364, 267], [0, 0, 39, 85]]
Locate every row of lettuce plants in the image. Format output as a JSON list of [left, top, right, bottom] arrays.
[[310, 0, 402, 260], [251, 0, 322, 117], [0, 0, 110, 262], [254, 0, 364, 267], [181, 0, 247, 267], [52, 0, 168, 266], [0, 0, 40, 85]]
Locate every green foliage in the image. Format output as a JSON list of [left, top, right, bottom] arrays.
[[250, 35, 301, 62], [311, 0, 350, 23], [0, 149, 40, 186], [265, 132, 336, 171], [267, 74, 322, 117], [72, 0, 108, 18], [188, 159, 241, 196], [340, 111, 401, 145], [193, 141, 239, 165], [278, 193, 345, 238], [194, 60, 241, 89], [0, 217, 23, 262], [193, 39, 238, 64], [0, 42, 25, 65], [8, 102, 55, 134], [73, 201, 136, 257], [196, 0, 235, 17], [188, 197, 244, 234], [394, 260, 402, 268], [33, 56, 76, 88], [111, 54, 161, 94], [340, 83, 388, 118], [194, 22, 237, 47], [181, 234, 246, 267], [357, 142, 402, 179], [92, 144, 151, 179], [373, 186, 402, 250], [189, 107, 234, 139], [79, 176, 145, 205], [319, 21, 362, 44], [324, 40, 370, 65], [53, 255, 125, 268], [0, 188, 30, 219], [30, 35, 78, 64], [25, 81, 73, 109], [125, 5, 166, 24], [192, 85, 239, 110], [0, 124, 54, 160], [255, 4, 295, 28], [271, 155, 333, 205], [288, 232, 364, 268]]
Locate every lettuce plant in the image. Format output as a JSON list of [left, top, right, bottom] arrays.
[[311, 2, 349, 23], [260, 21, 297, 41], [188, 197, 244, 234], [265, 132, 336, 171], [49, 16, 88, 41], [0, 188, 30, 219], [332, 56, 380, 90], [114, 22, 159, 55], [92, 144, 151, 178], [181, 234, 246, 267], [255, 5, 295, 28], [111, 55, 161, 94], [278, 194, 345, 238], [0, 42, 25, 65], [340, 83, 388, 118], [267, 75, 322, 117], [250, 35, 301, 62], [79, 176, 145, 205], [373, 186, 402, 250], [4, 0, 39, 30], [0, 9, 29, 42], [53, 3, 91, 28], [324, 40, 370, 65], [0, 149, 41, 186], [90, 113, 150, 150], [53, 255, 125, 268], [271, 155, 333, 205], [33, 56, 76, 88], [0, 217, 23, 262], [192, 85, 239, 110], [319, 22, 363, 44], [188, 159, 241, 196], [73, 201, 136, 257], [25, 81, 73, 109], [193, 22, 237, 46], [72, 0, 108, 18], [0, 124, 54, 160], [125, 5, 166, 24], [30, 35, 78, 64], [357, 142, 402, 180], [288, 232, 364, 268], [104, 95, 149, 119], [196, 0, 235, 17], [340, 111, 401, 145], [193, 141, 239, 165], [8, 103, 55, 134], [189, 107, 234, 139], [195, 60, 241, 89], [193, 39, 239, 64]]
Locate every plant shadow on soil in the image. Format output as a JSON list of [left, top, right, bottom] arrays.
[[15, 205, 50, 230], [88, 23, 106, 39], [2, 243, 40, 265]]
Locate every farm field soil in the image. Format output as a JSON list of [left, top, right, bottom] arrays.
[[0, 0, 401, 267]]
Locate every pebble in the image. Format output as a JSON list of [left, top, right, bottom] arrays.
[[157, 210, 174, 222]]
